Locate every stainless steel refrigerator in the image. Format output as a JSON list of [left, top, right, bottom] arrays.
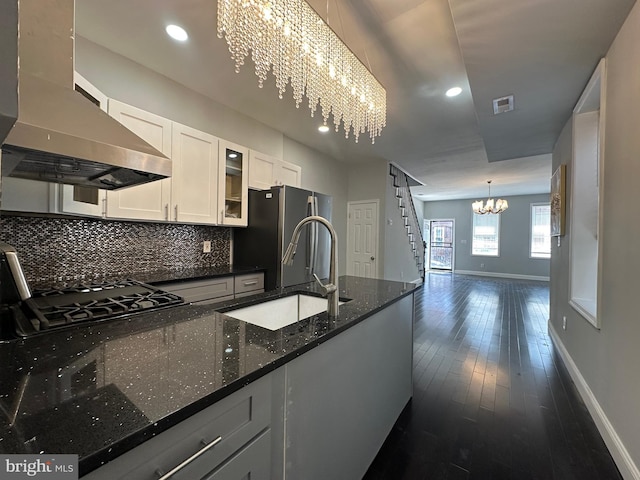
[[233, 185, 333, 291]]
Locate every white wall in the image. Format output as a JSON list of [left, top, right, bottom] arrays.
[[550, 3, 640, 478]]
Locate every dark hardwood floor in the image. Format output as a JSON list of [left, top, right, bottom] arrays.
[[363, 273, 621, 480]]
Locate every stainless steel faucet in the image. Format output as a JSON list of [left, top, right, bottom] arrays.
[[282, 215, 339, 317]]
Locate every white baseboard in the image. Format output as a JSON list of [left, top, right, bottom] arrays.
[[548, 322, 640, 480], [454, 270, 550, 282]]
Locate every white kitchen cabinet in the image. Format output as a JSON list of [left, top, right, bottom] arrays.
[[248, 150, 301, 190], [218, 140, 248, 227], [105, 99, 172, 221], [54, 73, 109, 217], [171, 123, 219, 224], [278, 158, 302, 187], [0, 175, 51, 213]]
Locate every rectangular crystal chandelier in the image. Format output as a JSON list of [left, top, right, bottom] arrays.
[[217, 0, 386, 143]]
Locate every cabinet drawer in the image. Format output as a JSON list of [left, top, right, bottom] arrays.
[[203, 429, 271, 480], [83, 373, 272, 480], [234, 273, 264, 295], [162, 277, 234, 304]]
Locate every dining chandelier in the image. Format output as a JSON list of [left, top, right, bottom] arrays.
[[472, 180, 509, 214], [217, 0, 386, 143]]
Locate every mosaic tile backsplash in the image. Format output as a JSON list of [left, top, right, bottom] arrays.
[[0, 215, 231, 288]]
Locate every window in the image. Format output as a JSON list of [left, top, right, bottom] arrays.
[[530, 204, 551, 258], [472, 214, 500, 256]]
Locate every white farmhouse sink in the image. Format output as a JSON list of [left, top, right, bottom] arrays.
[[224, 294, 346, 331]]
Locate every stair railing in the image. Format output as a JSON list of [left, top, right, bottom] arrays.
[[389, 164, 425, 281]]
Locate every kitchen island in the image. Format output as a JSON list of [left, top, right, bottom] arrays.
[[0, 275, 416, 479]]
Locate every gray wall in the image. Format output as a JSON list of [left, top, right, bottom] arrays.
[[347, 161, 388, 278], [423, 194, 551, 279], [75, 37, 349, 275], [550, 2, 640, 475]]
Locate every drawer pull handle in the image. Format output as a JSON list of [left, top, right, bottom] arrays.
[[243, 280, 258, 286], [157, 435, 222, 480]]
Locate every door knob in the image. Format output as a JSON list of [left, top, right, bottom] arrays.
[[370, 256, 375, 261]]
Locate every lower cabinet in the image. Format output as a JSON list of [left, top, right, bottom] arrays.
[[160, 273, 264, 306], [161, 277, 235, 305], [233, 273, 265, 298], [83, 373, 276, 480], [202, 429, 271, 480]]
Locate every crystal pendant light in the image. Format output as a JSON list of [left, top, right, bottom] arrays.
[[217, 0, 386, 144]]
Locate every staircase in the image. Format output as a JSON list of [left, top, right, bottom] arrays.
[[389, 164, 425, 281]]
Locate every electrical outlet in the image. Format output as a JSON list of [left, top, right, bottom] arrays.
[[480, 263, 485, 268], [562, 315, 567, 330], [203, 241, 211, 253]]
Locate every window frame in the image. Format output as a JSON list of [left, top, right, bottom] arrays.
[[530, 203, 551, 259], [471, 213, 501, 257]]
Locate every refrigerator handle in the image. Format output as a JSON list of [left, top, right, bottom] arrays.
[[306, 195, 315, 274], [311, 196, 319, 274]]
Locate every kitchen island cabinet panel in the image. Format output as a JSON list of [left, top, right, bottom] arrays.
[[105, 99, 172, 221], [284, 293, 414, 480], [83, 372, 275, 480], [203, 429, 271, 480]]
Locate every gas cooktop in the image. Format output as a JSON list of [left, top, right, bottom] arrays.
[[15, 279, 184, 336]]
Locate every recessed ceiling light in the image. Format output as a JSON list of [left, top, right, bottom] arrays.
[[446, 87, 462, 97], [318, 125, 330, 133], [166, 24, 188, 42]]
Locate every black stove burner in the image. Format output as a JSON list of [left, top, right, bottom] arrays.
[[21, 280, 184, 333], [32, 279, 143, 296]]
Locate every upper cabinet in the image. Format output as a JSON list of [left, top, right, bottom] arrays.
[[105, 99, 172, 221], [219, 140, 249, 226], [248, 150, 301, 190], [171, 123, 219, 224], [2, 88, 253, 228]]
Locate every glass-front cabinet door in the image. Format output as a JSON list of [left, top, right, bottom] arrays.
[[218, 140, 249, 226]]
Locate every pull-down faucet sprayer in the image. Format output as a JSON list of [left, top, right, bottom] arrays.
[[282, 215, 339, 317]]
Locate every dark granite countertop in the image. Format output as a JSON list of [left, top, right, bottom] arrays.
[[0, 276, 417, 476], [138, 265, 265, 285], [28, 265, 265, 290]]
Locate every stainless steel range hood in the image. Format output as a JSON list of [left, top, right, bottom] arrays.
[[0, 0, 171, 190]]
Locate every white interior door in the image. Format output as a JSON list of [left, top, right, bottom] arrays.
[[347, 200, 379, 278]]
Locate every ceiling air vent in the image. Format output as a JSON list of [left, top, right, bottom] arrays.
[[493, 95, 514, 115]]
